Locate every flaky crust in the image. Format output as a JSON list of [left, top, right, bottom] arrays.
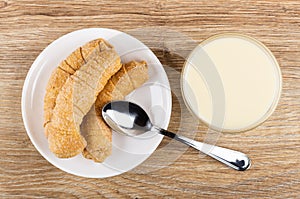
[[81, 61, 148, 162], [44, 39, 122, 158]]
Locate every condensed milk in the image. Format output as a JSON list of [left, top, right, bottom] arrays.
[[181, 34, 282, 132]]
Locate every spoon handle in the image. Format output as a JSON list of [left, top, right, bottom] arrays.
[[155, 127, 251, 171]]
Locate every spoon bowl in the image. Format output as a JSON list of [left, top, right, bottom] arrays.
[[102, 101, 152, 136]]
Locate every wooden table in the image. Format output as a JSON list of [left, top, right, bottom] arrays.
[[1, 0, 300, 198]]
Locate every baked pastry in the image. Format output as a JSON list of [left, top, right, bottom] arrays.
[[44, 39, 104, 128], [81, 61, 148, 162], [44, 39, 122, 158]]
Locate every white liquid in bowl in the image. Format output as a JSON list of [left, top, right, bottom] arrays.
[[182, 34, 282, 132]]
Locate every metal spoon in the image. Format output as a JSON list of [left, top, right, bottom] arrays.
[[102, 100, 251, 171]]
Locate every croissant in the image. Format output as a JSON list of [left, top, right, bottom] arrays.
[[81, 61, 149, 162], [44, 39, 122, 158]]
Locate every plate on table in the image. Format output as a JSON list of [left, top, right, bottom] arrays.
[[22, 28, 172, 178]]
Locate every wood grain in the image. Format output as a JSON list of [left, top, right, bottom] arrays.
[[1, 0, 300, 198]]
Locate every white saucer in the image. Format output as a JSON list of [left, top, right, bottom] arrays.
[[22, 28, 172, 178]]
